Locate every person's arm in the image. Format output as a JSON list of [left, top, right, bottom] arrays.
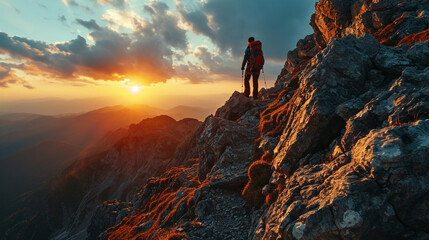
[[241, 47, 250, 70]]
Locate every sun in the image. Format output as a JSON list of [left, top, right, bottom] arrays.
[[130, 85, 142, 94]]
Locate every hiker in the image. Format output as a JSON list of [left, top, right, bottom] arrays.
[[241, 36, 265, 100]]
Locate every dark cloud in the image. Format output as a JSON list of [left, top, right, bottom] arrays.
[[0, 23, 176, 84], [0, 0, 194, 86], [0, 0, 196, 86], [176, 4, 215, 40], [0, 33, 48, 61], [0, 0, 318, 87], [67, 0, 79, 7], [176, 0, 317, 61], [142, 1, 188, 51], [76, 19, 102, 31]]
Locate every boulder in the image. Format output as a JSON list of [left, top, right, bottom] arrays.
[[86, 200, 132, 240], [215, 91, 256, 121]]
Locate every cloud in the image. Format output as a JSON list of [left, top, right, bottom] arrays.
[[62, 0, 94, 13], [0, 64, 34, 89], [59, 15, 67, 22], [0, 0, 318, 88], [92, 0, 129, 8], [76, 19, 102, 31], [59, 15, 69, 27], [0, 0, 193, 86], [0, 1, 21, 14], [176, 0, 317, 61], [143, 1, 188, 51], [174, 62, 208, 83], [62, 0, 77, 7], [193, 46, 236, 75], [36, 2, 48, 9], [0, 29, 174, 84], [101, 9, 145, 31], [0, 10, 184, 85]]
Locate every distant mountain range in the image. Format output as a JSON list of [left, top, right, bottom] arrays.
[[0, 115, 201, 239], [0, 104, 210, 160], [0, 104, 211, 219]]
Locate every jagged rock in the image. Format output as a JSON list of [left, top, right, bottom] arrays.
[[374, 44, 411, 75], [22, 1, 429, 240], [215, 91, 256, 121], [86, 200, 132, 240], [311, 0, 429, 48], [256, 38, 429, 240], [100, 94, 264, 239], [194, 199, 215, 219], [199, 103, 263, 185], [273, 34, 380, 171], [276, 34, 319, 87], [407, 41, 429, 66], [312, 0, 354, 47]]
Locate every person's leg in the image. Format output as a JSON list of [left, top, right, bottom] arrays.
[[244, 69, 251, 97], [252, 72, 260, 99]]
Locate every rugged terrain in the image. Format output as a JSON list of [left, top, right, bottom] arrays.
[[99, 0, 429, 239], [2, 0, 429, 239], [1, 116, 200, 240]]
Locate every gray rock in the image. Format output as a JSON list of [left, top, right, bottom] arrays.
[[86, 200, 132, 240], [407, 41, 429, 66], [195, 199, 215, 219], [215, 91, 256, 121]]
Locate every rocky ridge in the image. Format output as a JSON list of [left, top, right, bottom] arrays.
[[92, 0, 429, 239], [4, 0, 427, 239]]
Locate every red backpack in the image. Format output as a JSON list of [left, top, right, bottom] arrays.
[[248, 40, 265, 70]]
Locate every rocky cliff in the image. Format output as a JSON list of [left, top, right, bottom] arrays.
[[92, 0, 428, 239], [3, 0, 428, 239]]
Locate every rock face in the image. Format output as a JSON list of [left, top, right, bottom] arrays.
[[311, 0, 429, 48], [4, 1, 428, 240], [86, 200, 132, 240], [102, 95, 268, 239], [96, 1, 429, 239], [97, 1, 428, 239]]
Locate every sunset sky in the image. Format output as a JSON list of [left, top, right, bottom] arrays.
[[0, 0, 316, 114]]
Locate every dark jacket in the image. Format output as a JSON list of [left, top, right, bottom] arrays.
[[241, 46, 250, 69]]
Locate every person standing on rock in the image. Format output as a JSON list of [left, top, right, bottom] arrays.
[[241, 36, 265, 100]]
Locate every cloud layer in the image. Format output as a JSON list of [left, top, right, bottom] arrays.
[[177, 0, 317, 61], [0, 0, 316, 88], [0, 1, 188, 86]]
